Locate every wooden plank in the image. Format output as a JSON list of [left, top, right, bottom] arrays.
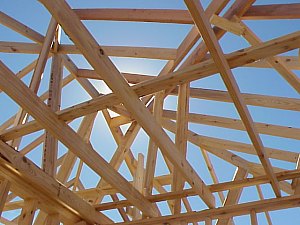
[[77, 69, 153, 84], [43, 52, 63, 176], [2, 30, 300, 141], [0, 178, 11, 217], [0, 42, 177, 60], [94, 169, 300, 211], [172, 82, 190, 214], [0, 12, 44, 43], [132, 154, 145, 220], [210, 14, 245, 36], [184, 0, 281, 197], [39, 0, 215, 209], [74, 9, 193, 24], [243, 4, 300, 20], [244, 56, 300, 70], [0, 62, 158, 217], [162, 110, 300, 140], [114, 194, 300, 225], [0, 140, 112, 224], [18, 199, 37, 225], [175, 87, 300, 112]]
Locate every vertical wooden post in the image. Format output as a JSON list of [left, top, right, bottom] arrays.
[[18, 199, 37, 225], [250, 210, 258, 225], [0, 178, 10, 217]]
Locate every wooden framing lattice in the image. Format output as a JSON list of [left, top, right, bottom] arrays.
[[0, 1, 300, 225]]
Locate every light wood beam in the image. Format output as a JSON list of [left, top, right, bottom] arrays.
[[93, 169, 300, 211], [0, 140, 112, 224], [18, 199, 37, 225], [172, 82, 190, 214], [132, 154, 144, 220], [244, 56, 300, 70], [0, 62, 158, 217], [43, 52, 63, 176], [112, 194, 300, 225], [173, 87, 300, 112], [39, 0, 215, 208], [0, 12, 44, 43], [250, 210, 258, 225], [74, 9, 193, 24], [0, 42, 177, 60], [0, 178, 11, 217], [184, 0, 281, 197], [243, 4, 300, 20]]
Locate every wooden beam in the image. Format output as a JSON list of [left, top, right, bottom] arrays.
[[18, 199, 37, 225], [184, 0, 281, 197], [112, 194, 300, 225], [39, 0, 215, 208], [0, 42, 177, 60], [43, 52, 63, 176], [250, 210, 258, 225], [172, 82, 190, 214], [74, 9, 193, 24], [0, 178, 10, 217], [0, 140, 112, 224], [243, 4, 300, 20], [244, 56, 300, 70], [0, 12, 44, 43], [94, 169, 300, 211], [210, 14, 245, 36]]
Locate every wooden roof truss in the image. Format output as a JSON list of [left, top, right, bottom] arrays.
[[0, 1, 300, 224]]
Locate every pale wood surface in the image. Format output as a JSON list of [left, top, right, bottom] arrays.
[[0, 1, 299, 224]]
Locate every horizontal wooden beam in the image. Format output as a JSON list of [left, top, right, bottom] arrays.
[[74, 8, 193, 24], [77, 69, 153, 84], [0, 42, 177, 60], [243, 4, 300, 20], [174, 87, 300, 112], [245, 56, 300, 70], [111, 194, 300, 225], [94, 169, 300, 211], [0, 140, 112, 224]]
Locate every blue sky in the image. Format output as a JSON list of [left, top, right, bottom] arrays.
[[1, 0, 300, 224]]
